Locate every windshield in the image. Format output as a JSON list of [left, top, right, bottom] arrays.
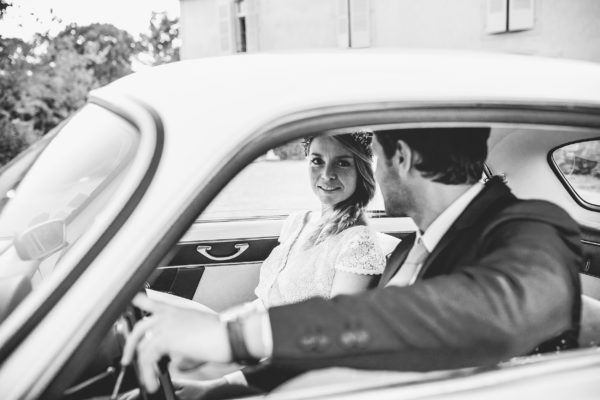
[[0, 104, 139, 322]]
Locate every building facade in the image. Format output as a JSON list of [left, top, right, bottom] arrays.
[[179, 0, 600, 62]]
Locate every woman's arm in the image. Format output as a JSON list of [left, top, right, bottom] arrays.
[[330, 227, 386, 297], [330, 271, 375, 296]]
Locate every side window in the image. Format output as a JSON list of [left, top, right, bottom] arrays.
[[200, 140, 318, 221], [552, 140, 600, 206], [200, 139, 385, 221]]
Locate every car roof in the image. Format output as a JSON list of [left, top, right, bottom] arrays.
[[97, 49, 600, 115], [89, 51, 600, 202]]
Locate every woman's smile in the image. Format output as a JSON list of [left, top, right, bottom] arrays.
[[318, 185, 341, 192]]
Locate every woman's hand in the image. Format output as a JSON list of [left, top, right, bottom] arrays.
[[121, 293, 232, 393]]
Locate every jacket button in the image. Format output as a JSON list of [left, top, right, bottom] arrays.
[[340, 331, 357, 348], [354, 329, 370, 347], [340, 330, 370, 349], [298, 333, 330, 352]]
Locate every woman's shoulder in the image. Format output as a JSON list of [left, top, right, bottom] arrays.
[[338, 224, 380, 241], [336, 224, 387, 256], [279, 210, 311, 242], [334, 224, 386, 274]]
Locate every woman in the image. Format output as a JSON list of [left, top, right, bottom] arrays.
[[254, 131, 386, 307]]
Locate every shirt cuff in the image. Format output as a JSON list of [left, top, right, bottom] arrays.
[[221, 299, 273, 360], [223, 370, 248, 386], [260, 303, 273, 357]]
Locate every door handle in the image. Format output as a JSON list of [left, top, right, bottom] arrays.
[[196, 243, 249, 261]]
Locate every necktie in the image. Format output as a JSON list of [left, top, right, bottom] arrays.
[[386, 237, 430, 287]]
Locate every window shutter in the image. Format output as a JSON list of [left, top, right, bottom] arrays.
[[217, 0, 235, 54], [509, 0, 534, 31], [485, 0, 508, 33], [245, 0, 260, 52], [336, 0, 349, 48], [350, 0, 370, 48]]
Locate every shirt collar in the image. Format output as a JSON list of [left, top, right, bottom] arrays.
[[420, 182, 485, 252]]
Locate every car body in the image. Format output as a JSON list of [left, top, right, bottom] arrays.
[[0, 50, 600, 399]]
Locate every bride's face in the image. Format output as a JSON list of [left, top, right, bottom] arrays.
[[308, 136, 358, 209]]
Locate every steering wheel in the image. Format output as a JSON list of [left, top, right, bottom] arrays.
[[114, 304, 178, 400], [61, 305, 177, 400]]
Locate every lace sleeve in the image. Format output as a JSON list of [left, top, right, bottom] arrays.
[[334, 227, 386, 275]]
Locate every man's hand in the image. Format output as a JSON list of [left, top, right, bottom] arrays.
[[121, 293, 232, 393]]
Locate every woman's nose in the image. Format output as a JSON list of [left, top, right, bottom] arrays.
[[322, 163, 337, 180]]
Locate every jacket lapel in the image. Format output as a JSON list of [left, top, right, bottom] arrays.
[[378, 232, 416, 287], [417, 177, 515, 280]]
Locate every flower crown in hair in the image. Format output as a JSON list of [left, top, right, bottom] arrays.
[[303, 130, 374, 157]]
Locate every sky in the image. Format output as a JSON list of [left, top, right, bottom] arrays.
[[0, 0, 180, 40]]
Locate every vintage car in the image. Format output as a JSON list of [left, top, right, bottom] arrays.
[[0, 50, 599, 399]]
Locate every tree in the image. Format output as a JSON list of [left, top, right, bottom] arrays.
[[0, 37, 38, 161], [54, 23, 140, 85], [0, 1, 10, 19], [22, 33, 96, 134], [273, 140, 305, 160], [0, 22, 140, 165], [140, 12, 180, 65], [0, 11, 181, 166]]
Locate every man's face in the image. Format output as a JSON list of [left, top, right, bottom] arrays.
[[373, 137, 413, 217]]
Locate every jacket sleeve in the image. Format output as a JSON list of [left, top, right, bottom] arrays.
[[267, 218, 581, 372]]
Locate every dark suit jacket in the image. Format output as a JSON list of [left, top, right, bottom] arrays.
[[245, 177, 582, 390]]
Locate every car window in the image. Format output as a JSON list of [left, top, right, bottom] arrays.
[[552, 140, 600, 206], [0, 104, 139, 321], [200, 139, 385, 221]]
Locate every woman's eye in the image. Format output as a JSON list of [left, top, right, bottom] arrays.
[[338, 160, 351, 167], [310, 158, 323, 165]]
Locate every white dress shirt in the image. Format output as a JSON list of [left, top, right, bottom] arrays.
[[387, 182, 484, 286]]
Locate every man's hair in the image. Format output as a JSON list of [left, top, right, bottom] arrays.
[[375, 127, 490, 184]]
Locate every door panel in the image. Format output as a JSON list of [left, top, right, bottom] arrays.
[[154, 217, 417, 307], [170, 237, 279, 266], [581, 225, 600, 299], [149, 220, 282, 299]]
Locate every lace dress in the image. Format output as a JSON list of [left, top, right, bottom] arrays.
[[254, 211, 386, 308]]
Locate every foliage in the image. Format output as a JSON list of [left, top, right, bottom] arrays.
[[0, 119, 30, 165], [54, 23, 140, 85], [273, 140, 305, 160], [140, 12, 180, 65], [0, 1, 10, 19], [0, 10, 179, 166], [0, 37, 39, 161]]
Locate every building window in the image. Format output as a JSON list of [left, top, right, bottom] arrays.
[[486, 0, 535, 34], [337, 0, 371, 48], [235, 0, 247, 53]]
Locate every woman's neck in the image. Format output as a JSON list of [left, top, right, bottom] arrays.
[[320, 204, 336, 219]]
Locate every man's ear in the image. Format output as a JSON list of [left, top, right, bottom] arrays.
[[395, 140, 413, 176]]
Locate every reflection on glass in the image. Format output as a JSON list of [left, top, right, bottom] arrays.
[[0, 104, 139, 323], [553, 140, 600, 205]]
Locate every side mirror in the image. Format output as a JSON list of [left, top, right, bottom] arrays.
[[14, 219, 67, 261]]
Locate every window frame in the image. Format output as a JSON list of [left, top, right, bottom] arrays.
[[0, 97, 164, 364], [549, 138, 600, 212]]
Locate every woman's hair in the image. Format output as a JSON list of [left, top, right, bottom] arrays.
[[303, 131, 376, 246]]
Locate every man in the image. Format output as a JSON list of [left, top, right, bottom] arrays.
[[122, 127, 581, 395]]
